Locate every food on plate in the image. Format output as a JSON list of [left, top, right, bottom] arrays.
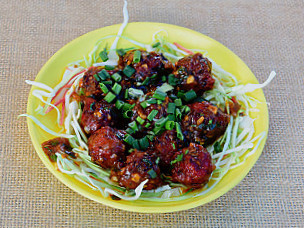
[[22, 1, 276, 201]]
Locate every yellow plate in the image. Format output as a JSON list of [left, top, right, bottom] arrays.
[[27, 22, 268, 213]]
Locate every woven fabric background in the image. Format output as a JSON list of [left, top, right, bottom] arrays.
[[1, 0, 303, 227]]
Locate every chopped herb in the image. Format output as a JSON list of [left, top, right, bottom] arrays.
[[157, 83, 174, 93], [98, 69, 110, 80], [136, 116, 145, 125], [152, 90, 166, 101], [139, 136, 149, 150], [115, 100, 124, 110], [172, 143, 176, 150], [111, 73, 122, 82], [78, 87, 84, 96], [171, 153, 183, 165], [145, 123, 151, 128], [147, 110, 158, 121], [155, 117, 168, 128], [123, 65, 136, 77], [152, 42, 160, 48], [183, 90, 197, 102], [133, 50, 141, 63], [162, 76, 166, 82], [168, 74, 177, 86], [112, 83, 122, 95], [90, 102, 95, 111], [103, 92, 116, 103], [208, 119, 213, 124], [167, 103, 176, 114], [147, 169, 157, 179], [99, 48, 108, 62], [175, 122, 184, 140], [155, 157, 160, 165], [93, 74, 100, 82], [140, 101, 148, 109], [184, 149, 189, 155], [147, 98, 157, 104], [128, 88, 144, 98], [105, 65, 115, 70], [165, 120, 175, 130], [174, 98, 182, 107], [116, 48, 126, 56], [128, 121, 138, 132], [99, 83, 109, 93], [214, 142, 222, 153], [141, 77, 150, 86]]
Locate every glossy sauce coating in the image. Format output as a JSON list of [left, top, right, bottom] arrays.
[[174, 53, 214, 95], [88, 126, 126, 169], [110, 150, 163, 190], [182, 101, 230, 146], [42, 137, 75, 161], [171, 143, 214, 188]]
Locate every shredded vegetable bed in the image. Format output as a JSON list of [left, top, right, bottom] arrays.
[[21, 0, 275, 201]]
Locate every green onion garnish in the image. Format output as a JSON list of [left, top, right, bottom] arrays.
[[171, 153, 183, 165], [124, 134, 135, 145], [167, 103, 176, 114], [175, 122, 184, 140], [101, 80, 113, 85], [78, 87, 84, 95], [162, 76, 166, 82], [172, 143, 176, 150], [140, 101, 148, 109], [147, 169, 157, 179], [214, 142, 222, 153], [155, 157, 160, 164], [168, 74, 177, 86], [136, 116, 145, 125], [117, 48, 126, 56], [152, 90, 166, 101], [99, 48, 109, 62], [123, 65, 136, 77], [147, 110, 159, 121], [142, 77, 150, 86], [93, 74, 100, 82], [104, 92, 116, 103], [165, 121, 175, 130], [133, 50, 141, 63], [147, 98, 157, 104], [124, 88, 129, 99], [115, 100, 124, 110], [146, 134, 154, 141], [139, 136, 149, 150], [105, 65, 115, 70], [175, 108, 182, 120], [152, 42, 160, 48], [98, 69, 110, 80], [174, 98, 182, 107], [155, 117, 168, 128], [183, 90, 197, 102], [167, 114, 175, 121], [128, 121, 138, 132], [128, 88, 144, 98], [112, 83, 122, 95], [122, 103, 132, 111], [145, 122, 151, 128], [111, 73, 122, 82], [125, 128, 134, 135], [157, 83, 174, 93], [153, 126, 163, 135], [99, 83, 109, 93]]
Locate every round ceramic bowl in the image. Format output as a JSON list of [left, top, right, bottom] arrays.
[[27, 22, 268, 213]]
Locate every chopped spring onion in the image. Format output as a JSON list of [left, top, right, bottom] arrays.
[[167, 114, 175, 121], [93, 74, 100, 82], [123, 65, 135, 77], [140, 101, 148, 109], [147, 98, 157, 104], [141, 77, 150, 86], [171, 153, 183, 165], [123, 110, 133, 118], [128, 88, 144, 98], [98, 69, 110, 80], [124, 88, 129, 99], [115, 100, 124, 110], [165, 120, 175, 130], [175, 122, 184, 140], [122, 103, 132, 111], [152, 42, 161, 48], [183, 90, 197, 102], [147, 110, 159, 121], [99, 49, 109, 62], [167, 103, 176, 114], [112, 83, 122, 95], [139, 136, 149, 150], [152, 90, 166, 101], [133, 50, 141, 63], [128, 121, 138, 132], [104, 92, 116, 103], [157, 83, 174, 93], [174, 98, 182, 107], [147, 169, 157, 179], [111, 73, 122, 82], [168, 74, 177, 86], [175, 108, 182, 120], [99, 83, 109, 93], [145, 122, 151, 128], [105, 65, 115, 70], [116, 48, 126, 56], [136, 116, 145, 125], [155, 116, 168, 128]]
